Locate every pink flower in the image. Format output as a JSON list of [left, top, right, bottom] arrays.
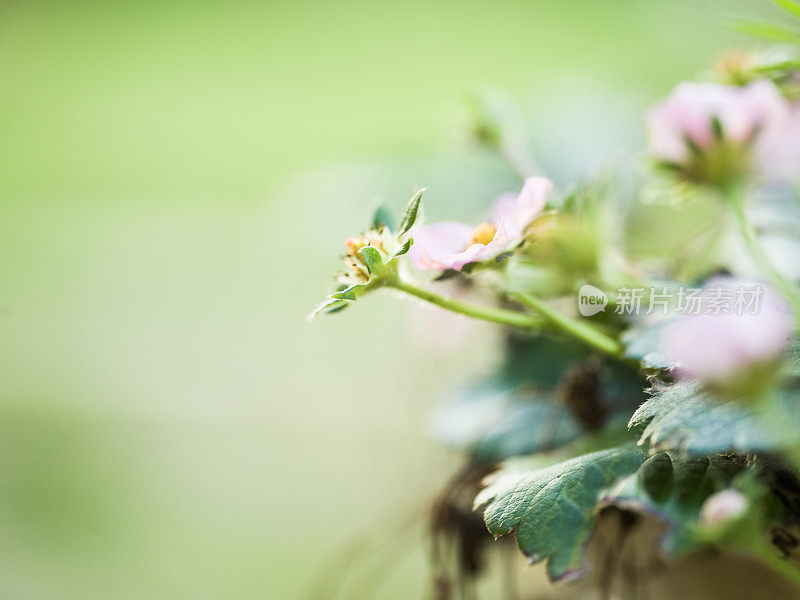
[[409, 177, 552, 271], [646, 80, 788, 166], [664, 278, 793, 382]]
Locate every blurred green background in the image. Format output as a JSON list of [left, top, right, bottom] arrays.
[[0, 1, 775, 598]]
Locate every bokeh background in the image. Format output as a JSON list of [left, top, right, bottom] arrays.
[[0, 1, 778, 598]]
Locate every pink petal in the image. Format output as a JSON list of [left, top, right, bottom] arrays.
[[444, 243, 494, 271], [409, 218, 523, 272], [490, 192, 518, 226], [491, 177, 552, 230], [441, 217, 523, 271], [486, 215, 522, 250], [409, 221, 474, 270]]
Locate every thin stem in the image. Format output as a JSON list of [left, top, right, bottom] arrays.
[[511, 291, 622, 357], [391, 279, 543, 331], [729, 188, 800, 320]]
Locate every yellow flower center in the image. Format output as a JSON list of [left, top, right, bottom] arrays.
[[344, 237, 367, 256], [345, 230, 388, 259], [471, 222, 497, 246]]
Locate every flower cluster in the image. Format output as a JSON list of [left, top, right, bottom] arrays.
[[313, 23, 800, 596]]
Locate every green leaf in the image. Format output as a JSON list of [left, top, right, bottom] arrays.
[[774, 0, 800, 20], [475, 446, 645, 583], [397, 188, 424, 236], [372, 203, 395, 232], [629, 381, 800, 454], [729, 20, 800, 44], [600, 453, 743, 556]]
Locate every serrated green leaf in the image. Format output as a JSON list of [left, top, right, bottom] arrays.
[[774, 0, 800, 20], [372, 203, 395, 232], [358, 245, 386, 277], [397, 188, 424, 236], [475, 446, 645, 583], [730, 20, 800, 44], [629, 381, 800, 454], [600, 453, 743, 557]]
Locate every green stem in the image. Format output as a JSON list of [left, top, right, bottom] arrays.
[[729, 188, 800, 320], [391, 279, 543, 331], [511, 291, 622, 357], [752, 540, 800, 588]]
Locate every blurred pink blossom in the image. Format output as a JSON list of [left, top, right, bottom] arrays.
[[664, 278, 793, 382], [409, 176, 552, 271], [646, 80, 788, 165], [759, 102, 800, 181]]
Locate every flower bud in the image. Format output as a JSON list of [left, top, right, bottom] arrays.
[[700, 489, 748, 528]]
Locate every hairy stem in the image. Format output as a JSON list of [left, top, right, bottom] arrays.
[[391, 279, 543, 331], [511, 291, 622, 356]]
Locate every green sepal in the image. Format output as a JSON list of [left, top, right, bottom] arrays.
[[711, 115, 724, 141], [389, 237, 413, 260], [308, 296, 351, 319], [372, 203, 395, 232], [310, 280, 374, 320], [358, 246, 386, 277], [398, 188, 424, 236], [330, 282, 369, 301]]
